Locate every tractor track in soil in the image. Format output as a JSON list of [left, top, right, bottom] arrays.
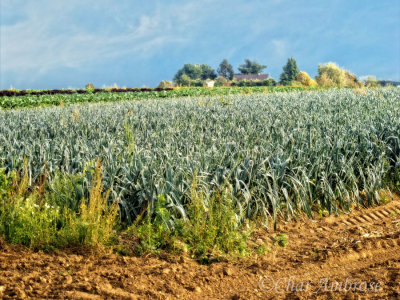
[[1, 197, 399, 299]]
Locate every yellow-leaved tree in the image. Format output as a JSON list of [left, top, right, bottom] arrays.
[[315, 62, 361, 87], [296, 71, 318, 87]]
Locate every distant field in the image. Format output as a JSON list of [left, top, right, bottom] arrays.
[[1, 88, 399, 227], [0, 86, 315, 109]]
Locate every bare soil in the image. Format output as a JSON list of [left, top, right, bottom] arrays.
[[1, 197, 400, 299]]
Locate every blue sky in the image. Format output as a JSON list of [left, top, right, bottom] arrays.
[[1, 0, 399, 89]]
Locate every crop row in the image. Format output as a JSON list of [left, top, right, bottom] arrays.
[[0, 89, 399, 228], [0, 86, 314, 109], [0, 87, 173, 97]]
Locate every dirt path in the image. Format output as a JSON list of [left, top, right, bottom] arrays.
[[1, 198, 400, 299]]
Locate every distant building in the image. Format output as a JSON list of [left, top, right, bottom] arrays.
[[233, 74, 269, 81], [205, 80, 215, 87]]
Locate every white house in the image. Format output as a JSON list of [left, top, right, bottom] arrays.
[[205, 80, 215, 87]]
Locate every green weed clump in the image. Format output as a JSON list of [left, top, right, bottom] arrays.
[[0, 162, 61, 250], [127, 176, 251, 262], [61, 159, 119, 247], [0, 160, 119, 250], [273, 233, 289, 247]]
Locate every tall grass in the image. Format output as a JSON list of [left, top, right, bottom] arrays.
[[128, 175, 250, 261], [0, 160, 119, 250]]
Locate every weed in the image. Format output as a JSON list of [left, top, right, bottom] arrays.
[[273, 233, 289, 247], [126, 176, 251, 261], [0, 160, 119, 250]]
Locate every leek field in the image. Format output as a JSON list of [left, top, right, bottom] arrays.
[[0, 88, 399, 230]]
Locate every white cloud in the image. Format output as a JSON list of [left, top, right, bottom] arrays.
[[0, 1, 204, 75]]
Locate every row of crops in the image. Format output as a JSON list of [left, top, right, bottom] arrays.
[[0, 86, 315, 109], [0, 89, 399, 228], [0, 87, 173, 97]]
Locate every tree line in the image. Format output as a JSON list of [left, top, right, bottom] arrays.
[[159, 58, 384, 88]]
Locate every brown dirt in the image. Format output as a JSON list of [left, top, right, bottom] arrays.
[[1, 197, 400, 299]]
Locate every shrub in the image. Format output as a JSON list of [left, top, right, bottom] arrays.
[[157, 80, 174, 89], [214, 76, 229, 87], [0, 160, 119, 250], [263, 78, 277, 86], [316, 62, 346, 86], [315, 62, 360, 87], [0, 162, 61, 250], [344, 71, 363, 88], [177, 178, 249, 260], [128, 176, 250, 261], [362, 76, 380, 88], [290, 81, 303, 87], [230, 78, 277, 87], [63, 159, 119, 246], [85, 83, 95, 90], [316, 72, 335, 87], [296, 71, 318, 87]]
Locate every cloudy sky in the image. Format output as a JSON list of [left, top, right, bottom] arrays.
[[1, 0, 399, 89]]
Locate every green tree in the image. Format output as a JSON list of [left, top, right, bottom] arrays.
[[238, 59, 267, 74], [279, 58, 300, 85], [200, 64, 217, 80], [175, 74, 191, 86], [217, 59, 234, 80], [174, 64, 202, 82], [173, 64, 217, 85]]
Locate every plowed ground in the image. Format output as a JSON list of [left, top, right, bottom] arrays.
[[1, 197, 400, 299]]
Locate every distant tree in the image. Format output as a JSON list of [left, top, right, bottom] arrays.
[[174, 64, 202, 82], [214, 76, 230, 87], [173, 63, 217, 85], [296, 71, 317, 87], [362, 76, 379, 88], [158, 80, 174, 89], [315, 62, 360, 87], [377, 80, 400, 87], [200, 64, 217, 80], [238, 59, 267, 74], [85, 82, 95, 90], [316, 72, 335, 87], [217, 59, 234, 80], [279, 58, 300, 85], [344, 71, 362, 88], [315, 62, 346, 86], [175, 74, 191, 86]]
